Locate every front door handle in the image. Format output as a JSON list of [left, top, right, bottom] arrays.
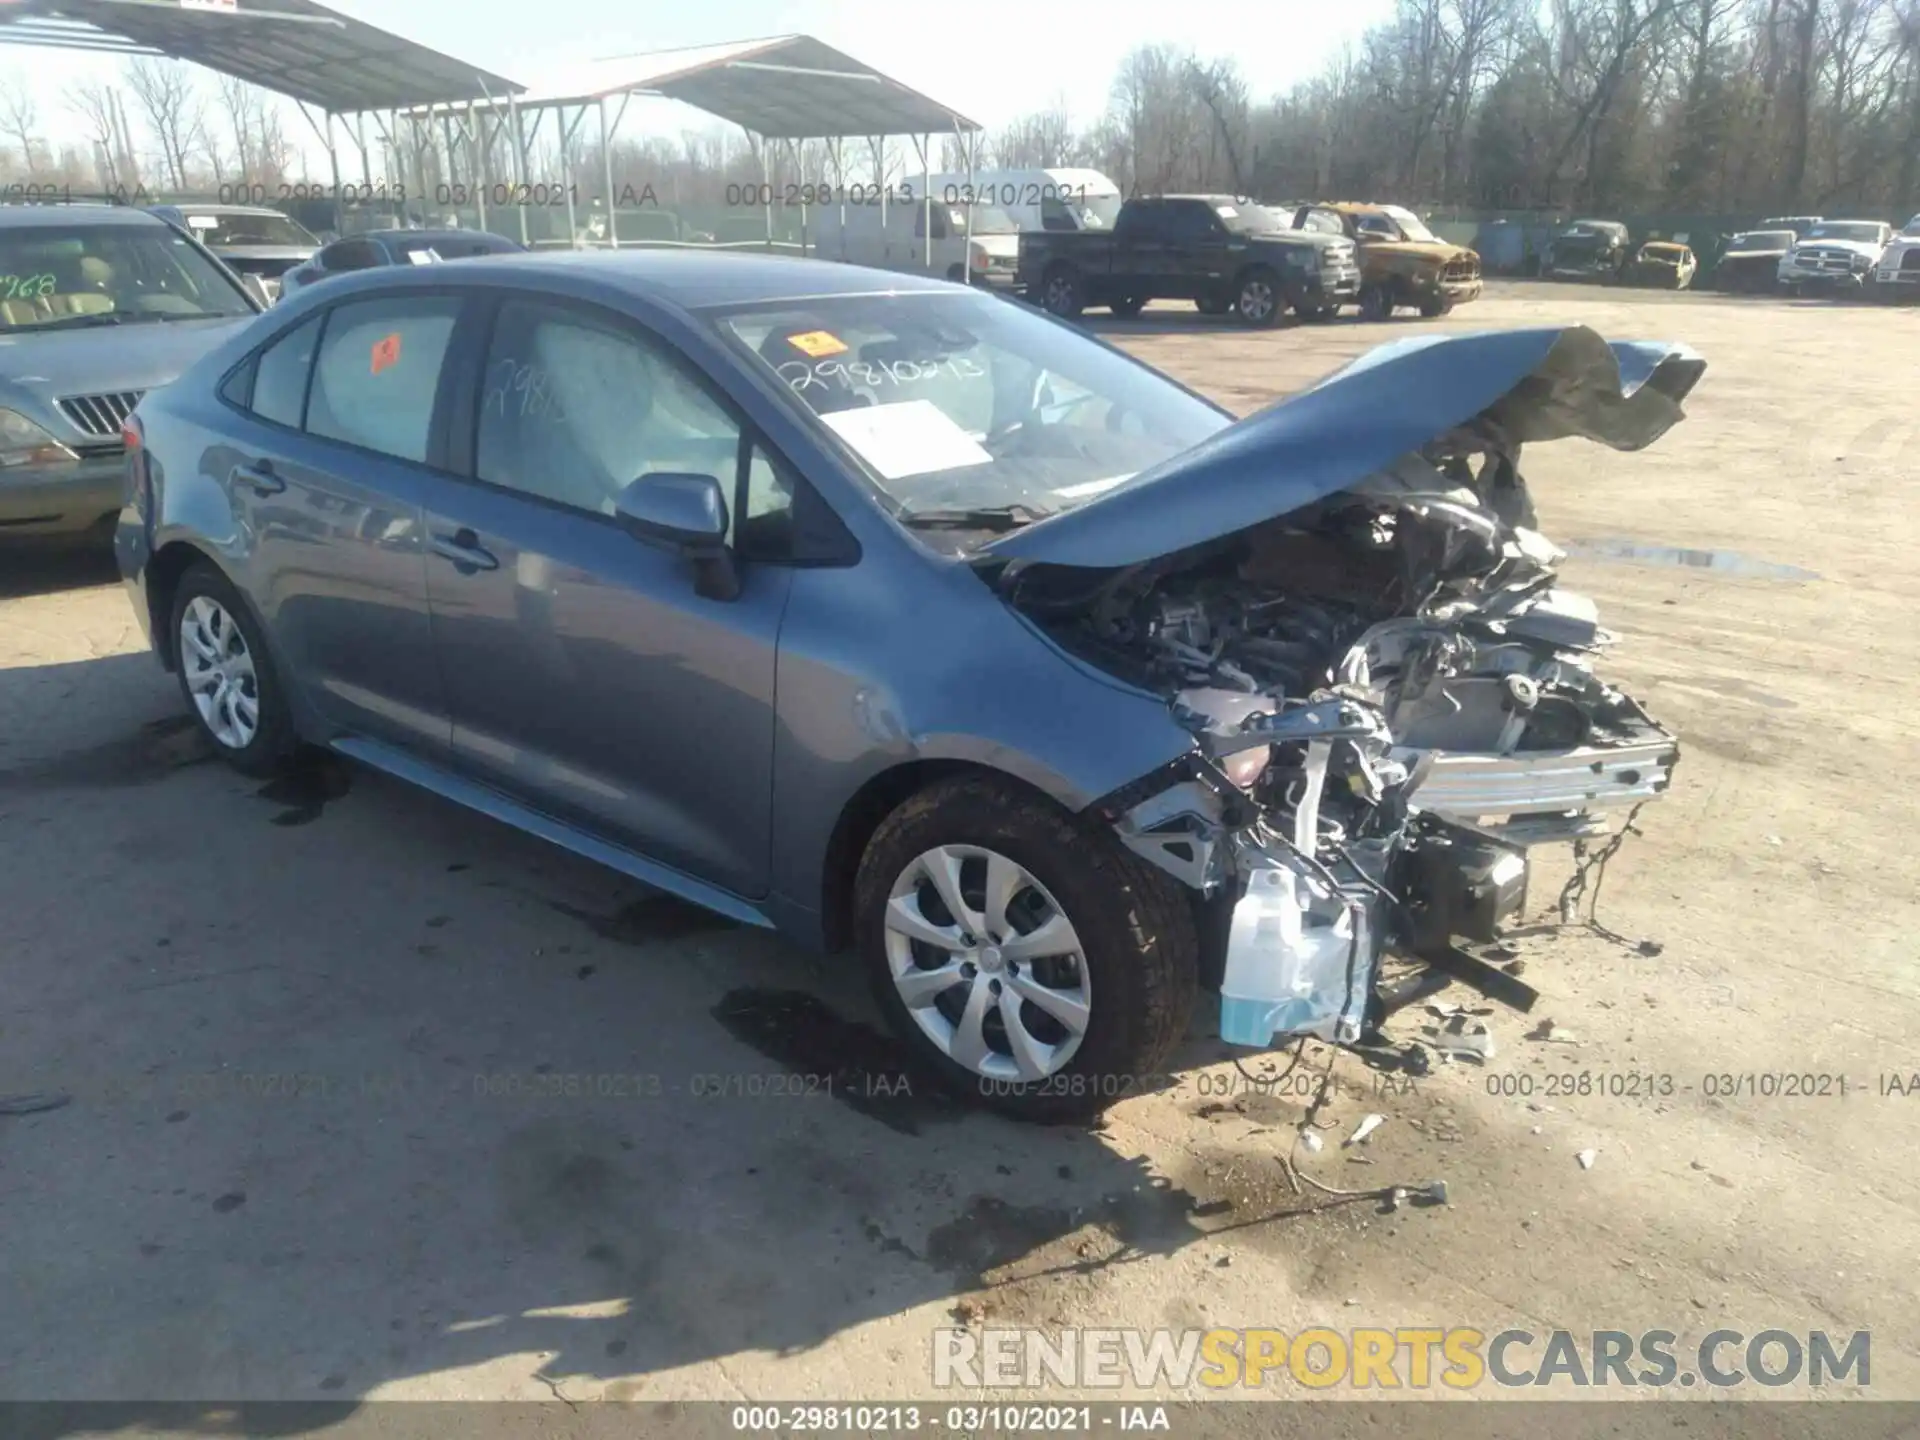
[[231, 460, 284, 496], [431, 528, 499, 572]]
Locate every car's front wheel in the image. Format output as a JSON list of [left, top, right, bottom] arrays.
[[170, 562, 297, 777], [1233, 268, 1284, 327], [854, 775, 1198, 1123]]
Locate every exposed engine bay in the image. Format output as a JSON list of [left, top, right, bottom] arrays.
[[1004, 418, 1681, 1048]]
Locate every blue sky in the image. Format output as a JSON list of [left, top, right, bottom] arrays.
[[2, 0, 1395, 170]]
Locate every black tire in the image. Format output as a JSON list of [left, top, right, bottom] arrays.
[[854, 774, 1199, 1124], [1358, 283, 1393, 321], [1418, 294, 1453, 318], [1039, 265, 1085, 319], [1195, 294, 1231, 316], [1108, 295, 1146, 318], [1232, 267, 1284, 327], [169, 561, 298, 778], [946, 264, 966, 284]]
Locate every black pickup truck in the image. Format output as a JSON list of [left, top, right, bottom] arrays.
[[1016, 194, 1362, 325]]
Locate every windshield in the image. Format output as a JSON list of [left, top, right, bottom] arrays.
[[180, 210, 317, 248], [1804, 222, 1884, 244], [965, 205, 1019, 235], [1902, 214, 1920, 236], [1381, 205, 1438, 243], [715, 292, 1230, 540], [0, 224, 252, 329], [1217, 203, 1292, 234], [1731, 231, 1795, 249]]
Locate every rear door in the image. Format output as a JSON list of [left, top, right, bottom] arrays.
[[1164, 199, 1234, 297], [1113, 200, 1168, 291], [217, 292, 466, 756], [414, 293, 796, 899]]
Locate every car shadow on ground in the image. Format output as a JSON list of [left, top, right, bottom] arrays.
[[0, 650, 1334, 1426], [0, 535, 121, 600]]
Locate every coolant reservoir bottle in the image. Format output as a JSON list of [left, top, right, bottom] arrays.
[[1218, 859, 1355, 1046]]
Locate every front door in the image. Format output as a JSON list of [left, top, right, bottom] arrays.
[[417, 294, 793, 900], [1164, 199, 1235, 299], [222, 295, 464, 756]]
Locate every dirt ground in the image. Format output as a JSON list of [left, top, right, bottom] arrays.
[[2, 281, 1917, 1424]]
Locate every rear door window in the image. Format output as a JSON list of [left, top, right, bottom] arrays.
[[306, 295, 462, 464]]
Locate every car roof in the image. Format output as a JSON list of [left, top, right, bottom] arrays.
[[313, 248, 955, 309], [153, 203, 287, 218], [347, 228, 522, 247], [0, 204, 170, 229]]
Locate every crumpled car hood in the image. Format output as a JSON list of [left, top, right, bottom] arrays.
[[982, 325, 1705, 571]]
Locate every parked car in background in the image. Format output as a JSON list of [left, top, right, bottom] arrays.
[[0, 203, 259, 538], [1759, 215, 1824, 240], [1777, 219, 1894, 294], [1021, 195, 1359, 324], [922, 169, 1124, 234], [1284, 202, 1481, 319], [147, 204, 320, 302], [1873, 214, 1920, 300], [1709, 229, 1795, 291], [278, 227, 526, 296], [112, 250, 1696, 1119], [1544, 219, 1631, 281], [812, 198, 1020, 288], [1622, 240, 1696, 289]]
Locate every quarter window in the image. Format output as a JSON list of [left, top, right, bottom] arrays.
[[248, 313, 323, 429], [306, 295, 461, 464]]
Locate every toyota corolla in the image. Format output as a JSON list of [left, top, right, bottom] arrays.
[[114, 253, 1699, 1120]]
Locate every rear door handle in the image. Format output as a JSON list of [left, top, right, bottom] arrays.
[[431, 528, 499, 572], [231, 460, 284, 496]]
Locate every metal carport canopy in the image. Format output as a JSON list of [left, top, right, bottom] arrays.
[[506, 35, 981, 138], [0, 0, 522, 112]]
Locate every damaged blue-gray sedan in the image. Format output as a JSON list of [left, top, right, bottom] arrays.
[[113, 253, 1699, 1120]]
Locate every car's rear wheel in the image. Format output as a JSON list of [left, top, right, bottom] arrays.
[[1108, 295, 1146, 318], [854, 775, 1198, 1123], [171, 563, 296, 777], [1358, 283, 1393, 320], [1040, 266, 1085, 319]]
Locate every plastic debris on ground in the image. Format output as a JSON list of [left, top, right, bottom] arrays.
[[1344, 1113, 1385, 1147], [1577, 1148, 1600, 1170]]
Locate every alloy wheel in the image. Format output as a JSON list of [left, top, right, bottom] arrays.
[[883, 844, 1092, 1082], [1237, 278, 1275, 322], [1044, 275, 1077, 315], [180, 595, 260, 750]]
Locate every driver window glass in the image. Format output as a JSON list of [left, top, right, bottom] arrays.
[[1164, 203, 1220, 241], [1357, 214, 1397, 237], [475, 298, 743, 519], [1303, 209, 1344, 235]]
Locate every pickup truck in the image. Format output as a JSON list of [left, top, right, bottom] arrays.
[[1283, 202, 1482, 319], [1016, 194, 1361, 326]]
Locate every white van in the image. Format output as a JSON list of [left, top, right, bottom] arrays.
[[921, 168, 1124, 233], [810, 199, 1021, 287]]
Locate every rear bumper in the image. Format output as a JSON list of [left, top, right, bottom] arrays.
[[0, 457, 123, 536]]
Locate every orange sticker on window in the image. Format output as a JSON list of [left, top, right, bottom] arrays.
[[370, 332, 402, 374], [786, 330, 848, 358]]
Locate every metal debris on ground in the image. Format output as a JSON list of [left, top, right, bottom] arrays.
[[1421, 1012, 1496, 1063], [1553, 802, 1662, 952]]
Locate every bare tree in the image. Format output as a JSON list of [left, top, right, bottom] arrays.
[[0, 74, 40, 176], [126, 57, 205, 191]]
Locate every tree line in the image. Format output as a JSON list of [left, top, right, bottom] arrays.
[[2, 2, 1914, 223]]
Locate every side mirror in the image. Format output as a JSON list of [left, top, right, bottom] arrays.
[[240, 273, 273, 308], [613, 472, 740, 601]]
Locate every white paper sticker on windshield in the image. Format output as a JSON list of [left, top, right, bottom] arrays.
[[1056, 473, 1135, 499], [406, 249, 441, 265], [819, 400, 992, 480], [187, 216, 218, 229], [1215, 206, 1238, 219]]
